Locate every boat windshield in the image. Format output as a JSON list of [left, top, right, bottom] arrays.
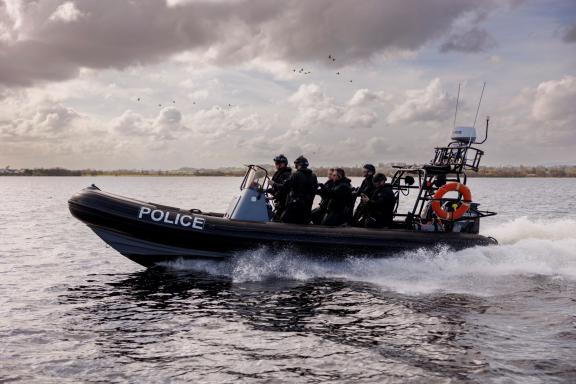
[[241, 166, 269, 191]]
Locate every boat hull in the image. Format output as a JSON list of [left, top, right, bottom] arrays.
[[69, 187, 497, 267]]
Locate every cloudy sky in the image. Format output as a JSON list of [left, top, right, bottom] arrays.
[[0, 0, 575, 169]]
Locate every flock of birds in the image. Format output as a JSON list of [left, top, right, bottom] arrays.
[[136, 98, 233, 109], [292, 54, 353, 83], [136, 54, 352, 108]]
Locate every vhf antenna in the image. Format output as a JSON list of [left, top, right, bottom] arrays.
[[473, 82, 486, 129], [453, 82, 461, 129]]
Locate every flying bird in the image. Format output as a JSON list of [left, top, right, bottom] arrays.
[[137, 97, 141, 102], [336, 72, 340, 75]]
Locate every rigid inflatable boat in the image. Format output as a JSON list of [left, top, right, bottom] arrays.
[[69, 121, 497, 267]]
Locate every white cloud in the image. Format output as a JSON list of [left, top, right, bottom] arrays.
[[348, 89, 389, 107], [154, 107, 186, 139], [0, 100, 81, 142], [289, 84, 340, 129], [367, 137, 393, 155], [183, 105, 268, 143], [532, 76, 576, 122], [386, 78, 454, 124], [289, 84, 383, 130], [342, 109, 378, 128], [49, 2, 84, 23], [242, 57, 300, 81], [111, 107, 188, 140], [484, 75, 576, 159], [32, 104, 79, 131], [187, 89, 209, 101], [111, 110, 152, 136], [155, 107, 182, 127], [2, 0, 24, 32]]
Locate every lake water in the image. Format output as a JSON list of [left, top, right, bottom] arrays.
[[1, 177, 575, 383]]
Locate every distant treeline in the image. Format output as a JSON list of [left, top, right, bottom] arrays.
[[2, 165, 576, 177], [473, 165, 576, 178]]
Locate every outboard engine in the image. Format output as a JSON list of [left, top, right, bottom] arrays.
[[225, 165, 272, 222]]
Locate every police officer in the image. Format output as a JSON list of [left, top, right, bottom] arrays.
[[352, 164, 376, 225], [359, 173, 396, 228], [311, 168, 335, 225], [321, 168, 353, 226], [279, 156, 318, 224], [268, 154, 292, 221]]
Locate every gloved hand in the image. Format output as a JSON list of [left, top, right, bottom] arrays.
[[317, 183, 328, 194]]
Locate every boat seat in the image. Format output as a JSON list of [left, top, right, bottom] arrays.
[[423, 164, 452, 174]]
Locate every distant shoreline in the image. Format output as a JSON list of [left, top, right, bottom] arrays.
[[2, 165, 576, 178]]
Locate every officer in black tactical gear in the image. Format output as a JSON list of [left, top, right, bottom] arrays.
[[268, 154, 292, 221], [359, 173, 396, 228], [352, 163, 376, 226], [311, 168, 335, 225], [279, 155, 318, 224], [321, 168, 353, 226]]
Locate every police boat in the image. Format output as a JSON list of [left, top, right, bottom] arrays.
[[69, 120, 497, 267]]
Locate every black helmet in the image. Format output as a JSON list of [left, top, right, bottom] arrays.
[[294, 155, 309, 168], [363, 163, 376, 173], [373, 173, 387, 184], [273, 154, 288, 164]]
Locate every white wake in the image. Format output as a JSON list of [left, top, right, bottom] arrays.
[[163, 217, 576, 295]]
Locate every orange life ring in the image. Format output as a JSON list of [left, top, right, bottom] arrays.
[[431, 182, 472, 221]]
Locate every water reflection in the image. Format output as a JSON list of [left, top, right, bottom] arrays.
[[61, 268, 489, 382]]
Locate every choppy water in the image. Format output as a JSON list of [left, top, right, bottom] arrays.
[[1, 177, 575, 383]]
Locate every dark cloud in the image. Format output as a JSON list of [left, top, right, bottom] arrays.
[[0, 0, 496, 88], [563, 24, 576, 43], [440, 28, 496, 53]]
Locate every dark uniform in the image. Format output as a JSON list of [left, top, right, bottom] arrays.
[[362, 183, 396, 228], [321, 177, 353, 226], [280, 163, 318, 225], [269, 166, 292, 221], [352, 174, 375, 225], [311, 179, 334, 225]]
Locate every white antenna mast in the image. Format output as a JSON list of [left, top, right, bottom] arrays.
[[473, 82, 486, 129], [453, 83, 461, 129]]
